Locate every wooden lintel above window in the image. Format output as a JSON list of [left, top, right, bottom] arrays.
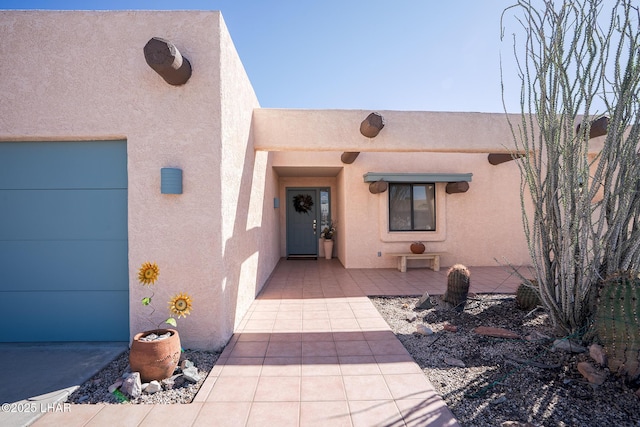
[[446, 181, 470, 194], [341, 152, 360, 164], [363, 172, 472, 183], [369, 179, 388, 194], [576, 116, 609, 139], [488, 153, 525, 165]]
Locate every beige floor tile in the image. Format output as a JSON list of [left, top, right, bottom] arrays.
[[395, 398, 459, 427], [193, 402, 251, 427], [32, 404, 105, 427], [261, 357, 302, 376], [339, 355, 381, 375], [301, 356, 341, 376], [300, 401, 351, 427], [246, 402, 300, 427], [206, 376, 259, 402], [302, 340, 337, 357], [84, 404, 153, 427], [384, 373, 436, 400], [300, 375, 346, 401], [348, 400, 404, 427], [254, 376, 301, 402], [139, 403, 202, 426], [343, 375, 393, 401]]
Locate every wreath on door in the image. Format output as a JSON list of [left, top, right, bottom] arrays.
[[293, 193, 314, 214]]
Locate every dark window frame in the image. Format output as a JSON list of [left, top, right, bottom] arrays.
[[388, 182, 437, 232]]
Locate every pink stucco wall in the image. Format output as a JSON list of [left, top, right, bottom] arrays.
[[0, 11, 279, 350], [5, 11, 597, 350], [265, 110, 534, 269]]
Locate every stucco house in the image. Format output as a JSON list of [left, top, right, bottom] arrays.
[[1, 10, 532, 350]]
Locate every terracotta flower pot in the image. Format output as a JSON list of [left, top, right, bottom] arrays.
[[129, 328, 181, 382], [410, 242, 425, 254]]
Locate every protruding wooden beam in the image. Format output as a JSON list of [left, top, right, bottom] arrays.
[[446, 181, 469, 194], [341, 152, 360, 164], [576, 116, 609, 139], [488, 153, 525, 165], [143, 37, 192, 86], [360, 112, 385, 138], [369, 179, 388, 194]]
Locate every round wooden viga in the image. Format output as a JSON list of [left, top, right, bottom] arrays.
[[129, 329, 181, 382], [410, 242, 425, 254]]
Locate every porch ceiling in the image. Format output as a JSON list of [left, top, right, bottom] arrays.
[[274, 166, 342, 177]]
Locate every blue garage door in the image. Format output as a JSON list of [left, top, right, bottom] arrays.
[[0, 141, 128, 342]]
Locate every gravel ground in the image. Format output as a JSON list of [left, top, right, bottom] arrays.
[[371, 294, 640, 427], [68, 349, 221, 405], [68, 293, 640, 426]]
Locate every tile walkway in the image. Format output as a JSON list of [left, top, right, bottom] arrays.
[[34, 260, 523, 427]]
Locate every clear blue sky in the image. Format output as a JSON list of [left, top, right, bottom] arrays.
[[3, 0, 522, 112]]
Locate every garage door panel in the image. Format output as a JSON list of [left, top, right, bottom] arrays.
[[0, 141, 127, 190], [0, 240, 128, 292], [2, 291, 129, 342], [0, 140, 128, 342], [0, 189, 127, 241]]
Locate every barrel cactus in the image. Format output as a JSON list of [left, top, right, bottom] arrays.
[[516, 280, 540, 311], [591, 273, 640, 382], [443, 264, 470, 311]]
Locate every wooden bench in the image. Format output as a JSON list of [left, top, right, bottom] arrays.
[[387, 253, 442, 272]]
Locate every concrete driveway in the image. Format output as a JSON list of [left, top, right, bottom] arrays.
[[0, 342, 127, 426]]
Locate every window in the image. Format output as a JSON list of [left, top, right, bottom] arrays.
[[389, 183, 436, 231], [319, 188, 330, 231]]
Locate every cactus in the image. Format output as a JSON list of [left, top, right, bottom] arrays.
[[591, 273, 640, 382], [516, 280, 540, 311], [443, 264, 470, 311]]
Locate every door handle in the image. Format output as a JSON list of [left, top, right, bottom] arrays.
[[313, 219, 317, 234]]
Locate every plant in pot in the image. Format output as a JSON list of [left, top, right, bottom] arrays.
[[410, 241, 425, 254], [129, 262, 194, 382], [320, 221, 336, 260]]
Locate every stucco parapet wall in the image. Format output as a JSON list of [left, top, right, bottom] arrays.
[[252, 109, 524, 153]]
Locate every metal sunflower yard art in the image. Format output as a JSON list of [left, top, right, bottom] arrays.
[[138, 262, 193, 328], [169, 293, 193, 318], [138, 262, 159, 285]]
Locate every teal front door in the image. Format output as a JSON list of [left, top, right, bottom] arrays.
[[286, 188, 319, 257]]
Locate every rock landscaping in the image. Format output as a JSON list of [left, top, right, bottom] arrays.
[[68, 349, 220, 405], [371, 293, 640, 427]]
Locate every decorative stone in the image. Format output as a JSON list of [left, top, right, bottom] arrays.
[[577, 361, 606, 385], [589, 343, 607, 366], [552, 339, 586, 353], [182, 366, 201, 383], [108, 378, 123, 394], [405, 313, 417, 322], [491, 396, 507, 405], [416, 292, 434, 309], [416, 324, 434, 336], [443, 324, 458, 333], [473, 326, 520, 339], [121, 372, 142, 398], [162, 374, 186, 390], [180, 359, 195, 370], [145, 380, 163, 394], [444, 357, 465, 368]]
